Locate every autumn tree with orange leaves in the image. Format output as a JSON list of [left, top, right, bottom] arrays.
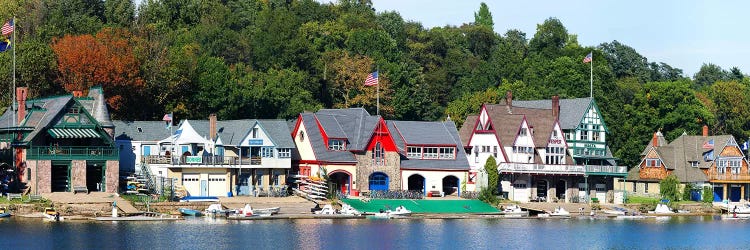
[[51, 27, 145, 119]]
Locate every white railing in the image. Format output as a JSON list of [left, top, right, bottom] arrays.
[[498, 163, 627, 175]]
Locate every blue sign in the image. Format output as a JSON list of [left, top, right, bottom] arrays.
[[248, 139, 263, 145]]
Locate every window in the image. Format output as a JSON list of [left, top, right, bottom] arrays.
[[592, 132, 600, 141], [545, 146, 564, 165], [255, 173, 263, 186], [513, 183, 527, 188], [372, 142, 384, 165], [633, 182, 637, 193], [645, 158, 661, 167], [252, 128, 258, 138], [299, 131, 305, 142], [278, 148, 291, 158], [690, 161, 699, 168], [272, 171, 280, 186], [423, 147, 438, 159], [520, 128, 528, 136], [439, 147, 455, 159], [553, 130, 558, 137], [143, 146, 151, 156], [407, 147, 422, 159], [261, 147, 274, 158], [328, 139, 346, 150], [493, 146, 498, 158], [137, 127, 143, 133], [482, 146, 490, 153], [581, 131, 589, 141]]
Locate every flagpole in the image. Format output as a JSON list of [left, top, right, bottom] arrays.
[[11, 16, 16, 172], [590, 51, 593, 98], [376, 66, 379, 116]]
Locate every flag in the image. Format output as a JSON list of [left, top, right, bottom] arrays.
[[702, 139, 714, 149], [364, 71, 378, 86], [0, 37, 10, 52], [583, 52, 592, 63], [743, 141, 749, 151], [163, 113, 173, 130], [1, 19, 13, 36]]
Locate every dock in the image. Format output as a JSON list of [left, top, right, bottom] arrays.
[[226, 214, 365, 220], [92, 212, 181, 221]]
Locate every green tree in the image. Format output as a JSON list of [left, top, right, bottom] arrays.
[[702, 186, 713, 203], [599, 40, 650, 82], [528, 17, 568, 58], [682, 183, 694, 201], [694, 63, 728, 88], [659, 174, 681, 202], [484, 156, 498, 195], [473, 2, 494, 30], [104, 0, 135, 27]]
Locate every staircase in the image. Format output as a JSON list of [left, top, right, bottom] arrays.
[[126, 163, 156, 194]]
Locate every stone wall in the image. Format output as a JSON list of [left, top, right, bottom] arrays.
[[27, 160, 52, 193], [356, 151, 401, 192], [105, 160, 119, 193], [71, 160, 86, 189]]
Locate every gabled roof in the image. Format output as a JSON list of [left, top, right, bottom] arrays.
[[315, 108, 380, 151], [113, 121, 175, 142], [187, 119, 295, 148], [257, 120, 295, 148], [458, 115, 478, 146], [512, 97, 593, 130], [389, 120, 470, 171], [640, 131, 668, 156], [0, 95, 71, 141], [79, 86, 114, 128], [299, 112, 356, 163], [482, 104, 525, 147]]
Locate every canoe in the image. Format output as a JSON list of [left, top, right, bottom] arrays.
[[0, 207, 10, 218], [179, 208, 204, 216], [179, 196, 220, 202]]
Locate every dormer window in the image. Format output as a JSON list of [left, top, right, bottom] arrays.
[[328, 139, 346, 150], [645, 158, 661, 167], [299, 131, 305, 142]]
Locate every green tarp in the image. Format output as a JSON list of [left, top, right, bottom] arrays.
[[341, 199, 499, 214]]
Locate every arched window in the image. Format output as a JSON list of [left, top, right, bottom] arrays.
[[372, 142, 384, 165], [369, 172, 389, 191], [299, 131, 305, 142]]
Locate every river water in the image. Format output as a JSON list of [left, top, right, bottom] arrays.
[[1, 216, 748, 249]]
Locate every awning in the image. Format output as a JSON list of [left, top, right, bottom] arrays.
[[48, 128, 101, 139]]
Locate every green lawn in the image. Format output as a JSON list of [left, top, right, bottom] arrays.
[[625, 196, 660, 204]]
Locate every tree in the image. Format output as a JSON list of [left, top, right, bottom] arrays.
[[51, 27, 145, 119], [702, 186, 713, 203], [473, 2, 494, 30], [599, 40, 650, 82], [484, 156, 498, 195], [693, 63, 728, 88], [104, 0, 135, 27], [659, 174, 681, 202], [528, 17, 568, 58], [325, 50, 393, 116]]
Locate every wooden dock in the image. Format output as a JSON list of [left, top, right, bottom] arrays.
[[226, 214, 365, 220]]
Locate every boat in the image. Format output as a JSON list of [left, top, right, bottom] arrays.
[[94, 212, 181, 221], [253, 206, 280, 216], [615, 215, 652, 220], [179, 196, 220, 203], [648, 204, 674, 214], [502, 205, 527, 217], [602, 209, 626, 215], [178, 208, 204, 216], [368, 206, 412, 219], [340, 204, 361, 216], [0, 206, 11, 218], [232, 204, 279, 218], [43, 207, 63, 222], [315, 204, 338, 215], [729, 204, 750, 214], [204, 204, 235, 217], [549, 207, 571, 218]]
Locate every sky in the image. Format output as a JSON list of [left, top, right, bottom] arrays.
[[370, 0, 750, 77]]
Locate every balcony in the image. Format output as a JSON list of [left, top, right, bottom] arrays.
[[143, 155, 262, 167], [709, 173, 750, 182], [498, 162, 628, 176], [27, 146, 118, 160]]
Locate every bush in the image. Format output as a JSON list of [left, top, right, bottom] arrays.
[[484, 157, 498, 195], [478, 188, 498, 205], [702, 186, 713, 203], [659, 175, 681, 202], [682, 183, 695, 201]]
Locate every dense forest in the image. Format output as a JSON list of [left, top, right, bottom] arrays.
[[0, 0, 748, 167]]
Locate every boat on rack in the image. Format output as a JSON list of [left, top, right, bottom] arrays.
[[179, 196, 220, 203], [0, 206, 11, 218], [178, 208, 204, 217], [43, 207, 63, 222]]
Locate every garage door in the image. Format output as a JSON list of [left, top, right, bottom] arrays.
[[208, 174, 227, 197], [182, 174, 200, 196], [595, 184, 606, 204], [512, 181, 529, 203]]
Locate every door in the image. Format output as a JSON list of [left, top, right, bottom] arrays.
[[368, 172, 389, 191], [182, 174, 200, 196], [556, 180, 567, 202], [595, 184, 606, 203], [208, 174, 227, 197], [536, 180, 548, 201], [714, 185, 724, 202], [512, 180, 529, 203], [731, 185, 741, 202], [578, 183, 587, 202], [200, 180, 208, 196]]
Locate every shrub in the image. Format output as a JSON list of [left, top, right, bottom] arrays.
[[659, 175, 681, 202], [484, 156, 498, 195], [682, 183, 695, 201], [478, 187, 498, 205], [702, 186, 713, 203]]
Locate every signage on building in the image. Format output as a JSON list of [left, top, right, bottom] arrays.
[[549, 136, 562, 145], [186, 156, 202, 164], [248, 139, 263, 145]]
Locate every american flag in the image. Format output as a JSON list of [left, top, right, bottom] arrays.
[[702, 139, 714, 149], [162, 113, 172, 122], [583, 52, 592, 63], [364, 71, 378, 86], [1, 19, 13, 36]]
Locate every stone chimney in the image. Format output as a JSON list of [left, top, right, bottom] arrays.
[[552, 95, 560, 118], [15, 87, 27, 125], [72, 90, 84, 98], [702, 125, 708, 137], [209, 113, 217, 141], [652, 132, 658, 147]]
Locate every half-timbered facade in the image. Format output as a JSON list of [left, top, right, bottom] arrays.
[[460, 92, 627, 203], [626, 128, 749, 202], [0, 87, 119, 194]]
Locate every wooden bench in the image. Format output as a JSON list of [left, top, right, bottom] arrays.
[[6, 193, 22, 200], [27, 194, 42, 202], [73, 186, 89, 194], [429, 190, 443, 197]]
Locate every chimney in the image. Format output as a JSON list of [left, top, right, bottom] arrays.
[[72, 90, 84, 98], [552, 95, 560, 118], [15, 87, 28, 125], [505, 91, 513, 107], [652, 132, 658, 147], [702, 125, 708, 137], [209, 113, 217, 141]]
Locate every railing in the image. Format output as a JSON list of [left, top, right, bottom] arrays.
[[498, 163, 627, 175], [143, 155, 262, 166], [585, 165, 628, 175], [709, 173, 750, 181], [27, 146, 118, 160]]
